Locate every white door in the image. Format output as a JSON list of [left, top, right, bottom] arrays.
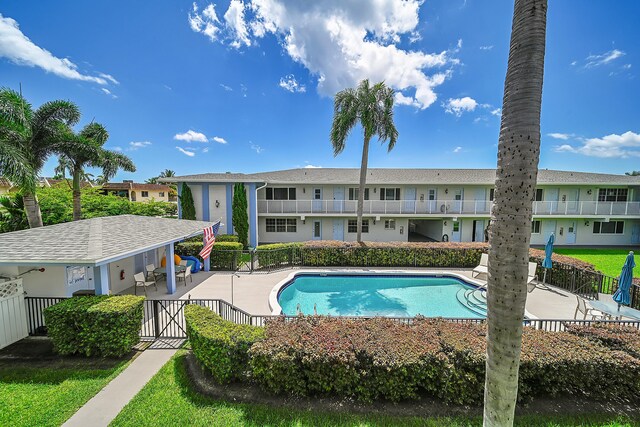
[[66, 266, 92, 296], [332, 220, 344, 241], [475, 188, 486, 213], [313, 220, 322, 240], [566, 221, 577, 244], [404, 187, 417, 213], [546, 188, 559, 213], [632, 224, 640, 244], [542, 220, 556, 242], [333, 187, 344, 212], [473, 220, 485, 242], [0, 279, 28, 350], [454, 189, 463, 212], [313, 188, 323, 212], [427, 189, 437, 213], [567, 189, 579, 213], [452, 221, 461, 242]]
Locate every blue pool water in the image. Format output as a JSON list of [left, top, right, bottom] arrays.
[[277, 274, 484, 318]]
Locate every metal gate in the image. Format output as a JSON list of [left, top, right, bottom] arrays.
[[0, 279, 28, 350]]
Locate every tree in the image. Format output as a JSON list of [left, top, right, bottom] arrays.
[[0, 193, 28, 233], [0, 87, 80, 227], [180, 183, 196, 220], [483, 1, 547, 425], [232, 182, 249, 248], [625, 171, 640, 176], [330, 79, 398, 242]]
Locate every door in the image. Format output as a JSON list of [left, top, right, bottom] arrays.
[[427, 189, 437, 213], [632, 224, 640, 244], [0, 279, 28, 350], [454, 189, 463, 212], [473, 220, 485, 242], [452, 221, 461, 242], [313, 188, 323, 212], [333, 187, 344, 212], [546, 188, 559, 213], [404, 187, 416, 213], [332, 220, 344, 241], [475, 188, 487, 213], [66, 266, 92, 296], [542, 220, 556, 242], [567, 189, 579, 213], [313, 220, 322, 240], [566, 221, 577, 244]]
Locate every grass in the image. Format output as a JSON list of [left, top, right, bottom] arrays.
[[111, 352, 637, 427], [0, 360, 129, 427], [554, 248, 636, 278]]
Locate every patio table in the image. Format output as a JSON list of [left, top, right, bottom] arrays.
[[588, 299, 640, 320], [153, 265, 186, 278]]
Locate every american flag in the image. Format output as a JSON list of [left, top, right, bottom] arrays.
[[199, 221, 220, 260]]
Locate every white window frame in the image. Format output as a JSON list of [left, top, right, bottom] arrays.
[[593, 221, 624, 235], [347, 219, 369, 233], [384, 219, 396, 230], [531, 220, 541, 234]]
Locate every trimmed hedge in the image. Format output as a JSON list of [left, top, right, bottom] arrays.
[[184, 305, 264, 383], [43, 295, 144, 357], [255, 243, 302, 268], [565, 323, 640, 359], [175, 241, 243, 270], [216, 234, 240, 243]]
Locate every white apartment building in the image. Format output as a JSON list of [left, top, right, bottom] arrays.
[[164, 168, 640, 247]]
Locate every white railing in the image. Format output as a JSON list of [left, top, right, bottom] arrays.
[[257, 199, 640, 216]]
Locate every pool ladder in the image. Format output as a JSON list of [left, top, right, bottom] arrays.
[[296, 303, 318, 315]]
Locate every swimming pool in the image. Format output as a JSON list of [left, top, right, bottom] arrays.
[[271, 272, 486, 318]]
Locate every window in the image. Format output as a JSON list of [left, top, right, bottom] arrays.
[[348, 219, 369, 233], [314, 188, 322, 200], [266, 187, 296, 200], [265, 218, 296, 233], [380, 187, 401, 201], [159, 192, 165, 197], [348, 188, 370, 200], [141, 191, 149, 197], [535, 189, 543, 201], [593, 221, 624, 234], [428, 189, 436, 200], [489, 188, 495, 201], [452, 221, 460, 232], [598, 188, 628, 202], [384, 219, 396, 230], [531, 220, 541, 234]]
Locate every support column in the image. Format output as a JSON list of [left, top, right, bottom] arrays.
[[177, 182, 183, 219], [202, 183, 210, 221], [93, 265, 110, 295], [226, 184, 234, 234], [248, 183, 257, 248], [203, 234, 210, 272], [165, 243, 176, 294]]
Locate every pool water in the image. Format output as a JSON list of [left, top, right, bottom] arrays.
[[277, 274, 483, 318]]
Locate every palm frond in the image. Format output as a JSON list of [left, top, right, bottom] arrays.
[[0, 87, 32, 129], [100, 151, 136, 181]]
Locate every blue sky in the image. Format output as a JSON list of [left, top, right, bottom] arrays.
[[1, 0, 638, 182]]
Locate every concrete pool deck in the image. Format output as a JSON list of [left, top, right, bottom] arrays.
[[143, 267, 586, 320]]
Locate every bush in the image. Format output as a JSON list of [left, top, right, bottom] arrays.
[[185, 305, 264, 383], [44, 295, 144, 357], [175, 241, 243, 270], [565, 323, 640, 359], [216, 234, 239, 243], [255, 243, 302, 268]]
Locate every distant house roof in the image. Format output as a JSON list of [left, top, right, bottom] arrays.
[[42, 178, 94, 189], [162, 168, 640, 186], [102, 182, 171, 191], [0, 215, 213, 266]]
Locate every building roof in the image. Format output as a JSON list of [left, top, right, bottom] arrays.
[[0, 215, 214, 266], [162, 168, 640, 186], [102, 182, 171, 191], [43, 178, 94, 189]]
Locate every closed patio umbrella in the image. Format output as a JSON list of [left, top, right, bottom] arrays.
[[613, 251, 635, 308], [541, 233, 554, 288]]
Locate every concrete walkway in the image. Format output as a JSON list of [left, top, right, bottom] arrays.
[[63, 348, 176, 427]]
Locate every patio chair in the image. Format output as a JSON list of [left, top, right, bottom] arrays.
[[574, 295, 608, 320], [177, 265, 192, 286], [134, 272, 157, 296], [145, 264, 156, 281], [179, 260, 188, 267], [526, 262, 539, 293], [472, 253, 489, 278]]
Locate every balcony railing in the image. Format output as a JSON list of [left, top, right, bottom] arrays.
[[258, 199, 640, 216]]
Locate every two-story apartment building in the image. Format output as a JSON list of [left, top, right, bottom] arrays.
[[164, 168, 640, 247], [102, 181, 171, 203]]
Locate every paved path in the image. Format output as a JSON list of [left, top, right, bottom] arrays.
[[63, 348, 176, 427]]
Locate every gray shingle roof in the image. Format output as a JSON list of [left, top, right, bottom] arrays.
[[163, 168, 640, 186], [0, 215, 214, 266]]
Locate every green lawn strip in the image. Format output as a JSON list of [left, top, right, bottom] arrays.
[[0, 360, 129, 427], [554, 248, 636, 278], [111, 352, 636, 427]]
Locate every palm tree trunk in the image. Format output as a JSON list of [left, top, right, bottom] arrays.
[[22, 192, 43, 228], [72, 167, 82, 221], [484, 1, 547, 426], [357, 136, 371, 243]]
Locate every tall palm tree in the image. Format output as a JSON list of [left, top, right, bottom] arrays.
[[53, 156, 72, 179], [484, 1, 547, 425], [0, 87, 80, 228], [330, 79, 398, 242], [159, 169, 176, 178], [61, 122, 136, 220]]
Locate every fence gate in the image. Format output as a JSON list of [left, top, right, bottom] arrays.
[[0, 279, 28, 350]]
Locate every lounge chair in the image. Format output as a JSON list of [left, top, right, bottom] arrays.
[[472, 253, 489, 278], [177, 265, 192, 286], [134, 272, 157, 295], [526, 262, 539, 293], [145, 263, 156, 281], [574, 295, 609, 320], [473, 257, 538, 292]]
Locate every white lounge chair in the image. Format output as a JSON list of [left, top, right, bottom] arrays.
[[145, 263, 156, 281], [574, 295, 609, 320], [472, 253, 489, 278], [134, 272, 157, 295], [177, 265, 192, 286], [526, 262, 539, 293], [473, 256, 538, 292]]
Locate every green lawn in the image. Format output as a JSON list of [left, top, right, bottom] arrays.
[[0, 360, 129, 427], [554, 248, 636, 278], [111, 353, 637, 427]]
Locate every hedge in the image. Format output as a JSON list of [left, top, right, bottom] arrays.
[[255, 243, 302, 268], [565, 323, 640, 359], [175, 241, 243, 270], [43, 295, 144, 357], [185, 305, 264, 383]]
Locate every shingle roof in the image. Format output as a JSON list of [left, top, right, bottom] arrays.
[[163, 168, 640, 186], [102, 182, 170, 191], [0, 215, 214, 266]]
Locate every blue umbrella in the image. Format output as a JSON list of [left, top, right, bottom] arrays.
[[541, 233, 554, 287], [613, 251, 635, 307]]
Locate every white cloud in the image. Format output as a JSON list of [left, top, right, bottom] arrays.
[[212, 136, 227, 144], [443, 96, 478, 116], [553, 131, 640, 158], [395, 92, 421, 108], [623, 63, 632, 70], [202, 147, 210, 153], [220, 83, 233, 91], [453, 146, 462, 153], [98, 73, 119, 85], [584, 49, 625, 68], [176, 146, 196, 157], [174, 130, 208, 143], [547, 132, 572, 140], [129, 141, 152, 150], [101, 88, 117, 99], [304, 164, 321, 168], [250, 142, 264, 154], [479, 45, 493, 51], [189, 0, 459, 109], [0, 14, 114, 85], [112, 146, 123, 152], [490, 108, 501, 117], [279, 74, 306, 93]]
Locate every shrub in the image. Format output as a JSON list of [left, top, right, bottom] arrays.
[[175, 241, 243, 270], [255, 243, 302, 268], [565, 323, 640, 359], [180, 183, 196, 220], [216, 234, 239, 243], [44, 295, 144, 357], [185, 305, 264, 383]]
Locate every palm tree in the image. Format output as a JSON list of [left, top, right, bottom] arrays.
[[61, 122, 136, 221], [159, 169, 176, 178], [483, 1, 547, 425], [53, 156, 72, 179], [330, 80, 398, 242], [0, 87, 80, 228]]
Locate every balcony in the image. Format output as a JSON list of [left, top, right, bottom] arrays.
[[258, 199, 640, 217]]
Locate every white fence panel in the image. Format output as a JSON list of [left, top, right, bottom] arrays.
[[0, 279, 28, 350]]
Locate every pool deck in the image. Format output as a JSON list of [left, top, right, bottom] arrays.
[[124, 267, 586, 319]]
